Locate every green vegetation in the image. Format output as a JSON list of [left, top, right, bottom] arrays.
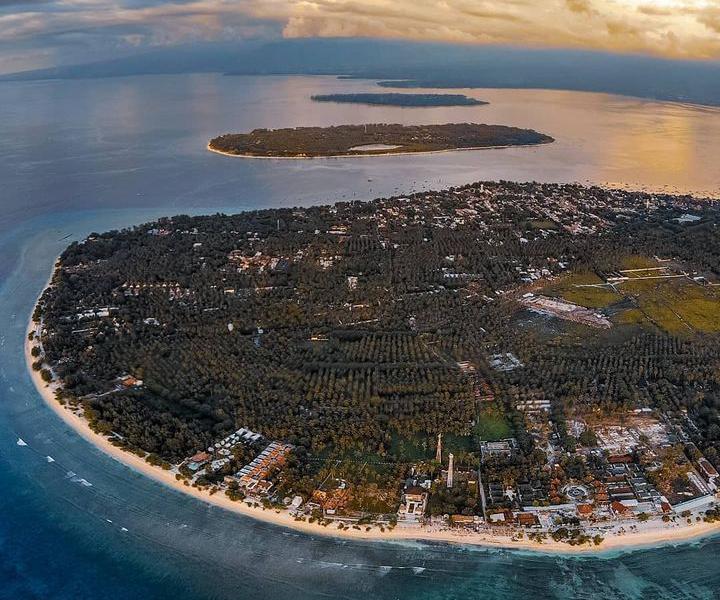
[[389, 432, 474, 462], [547, 262, 720, 333], [208, 123, 553, 157], [33, 180, 720, 505], [474, 407, 512, 442], [310, 93, 487, 107], [544, 271, 619, 308], [427, 480, 480, 516], [625, 279, 720, 334]]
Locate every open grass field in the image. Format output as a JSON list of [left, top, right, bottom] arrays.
[[540, 258, 720, 334], [621, 255, 661, 270], [623, 278, 720, 334], [474, 406, 512, 441], [543, 271, 619, 308], [389, 432, 474, 462]]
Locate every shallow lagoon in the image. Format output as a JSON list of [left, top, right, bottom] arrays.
[[2, 74, 720, 599]]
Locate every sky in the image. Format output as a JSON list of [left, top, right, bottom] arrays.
[[1, 0, 720, 74]]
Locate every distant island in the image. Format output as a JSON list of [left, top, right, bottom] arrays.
[[310, 93, 487, 107], [208, 123, 553, 158], [29, 181, 720, 551]]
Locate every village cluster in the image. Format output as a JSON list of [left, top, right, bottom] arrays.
[[181, 428, 294, 499], [169, 406, 720, 545]]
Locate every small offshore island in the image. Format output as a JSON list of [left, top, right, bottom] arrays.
[[208, 123, 553, 158], [29, 181, 720, 552], [311, 93, 488, 107]]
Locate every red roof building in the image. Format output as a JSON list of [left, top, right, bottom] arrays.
[[189, 451, 210, 463], [611, 501, 631, 516]]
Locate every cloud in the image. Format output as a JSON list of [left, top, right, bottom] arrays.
[[636, 4, 675, 17], [1, 0, 720, 73], [605, 19, 640, 38], [565, 0, 594, 15], [0, 0, 277, 44], [696, 6, 720, 33], [277, 0, 720, 59], [0, 0, 48, 5]]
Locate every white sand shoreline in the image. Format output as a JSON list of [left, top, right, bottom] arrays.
[[206, 140, 553, 160], [25, 262, 720, 556]]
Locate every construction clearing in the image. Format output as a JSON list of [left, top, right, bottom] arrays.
[[521, 294, 612, 328]]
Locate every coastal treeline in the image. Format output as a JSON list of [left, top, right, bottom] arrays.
[[310, 93, 487, 107], [208, 123, 553, 157], [34, 181, 720, 491]]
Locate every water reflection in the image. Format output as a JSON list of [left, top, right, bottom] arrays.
[[1, 75, 719, 237]]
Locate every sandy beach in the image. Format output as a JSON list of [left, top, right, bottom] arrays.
[[25, 270, 720, 556], [206, 140, 553, 160]]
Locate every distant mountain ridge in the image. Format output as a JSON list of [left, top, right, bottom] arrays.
[[3, 38, 720, 107]]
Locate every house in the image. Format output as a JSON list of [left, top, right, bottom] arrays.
[[398, 486, 428, 522], [119, 374, 143, 388], [449, 514, 478, 529], [189, 451, 210, 463], [608, 454, 633, 465], [516, 512, 541, 528], [576, 504, 594, 519], [697, 458, 719, 489], [488, 511, 508, 524], [187, 451, 210, 471], [611, 501, 631, 517]]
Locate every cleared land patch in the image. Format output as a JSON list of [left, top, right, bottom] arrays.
[[544, 271, 620, 309], [545, 259, 720, 334]]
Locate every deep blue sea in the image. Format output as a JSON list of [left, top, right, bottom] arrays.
[[2, 74, 720, 600]]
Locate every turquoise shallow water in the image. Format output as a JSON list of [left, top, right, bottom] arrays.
[[2, 74, 720, 599]]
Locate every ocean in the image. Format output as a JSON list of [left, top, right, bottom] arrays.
[[1, 73, 720, 599]]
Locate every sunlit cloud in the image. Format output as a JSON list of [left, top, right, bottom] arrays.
[[276, 0, 720, 59], [1, 0, 720, 73]]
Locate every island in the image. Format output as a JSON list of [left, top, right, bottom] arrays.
[[29, 181, 720, 552], [207, 123, 553, 158], [310, 93, 487, 107]]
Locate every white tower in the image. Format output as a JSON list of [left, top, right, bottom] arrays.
[[435, 433, 443, 463], [447, 453, 454, 488]]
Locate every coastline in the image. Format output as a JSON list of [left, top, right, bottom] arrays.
[[25, 263, 720, 556], [206, 140, 553, 160]]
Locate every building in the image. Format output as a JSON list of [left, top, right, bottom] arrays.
[[610, 501, 632, 517], [608, 453, 634, 465], [576, 504, 594, 520], [516, 512, 540, 528], [697, 458, 719, 490], [480, 439, 517, 461], [398, 486, 428, 522], [449, 514, 479, 529], [119, 374, 143, 388], [488, 511, 511, 525], [186, 451, 210, 471]]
